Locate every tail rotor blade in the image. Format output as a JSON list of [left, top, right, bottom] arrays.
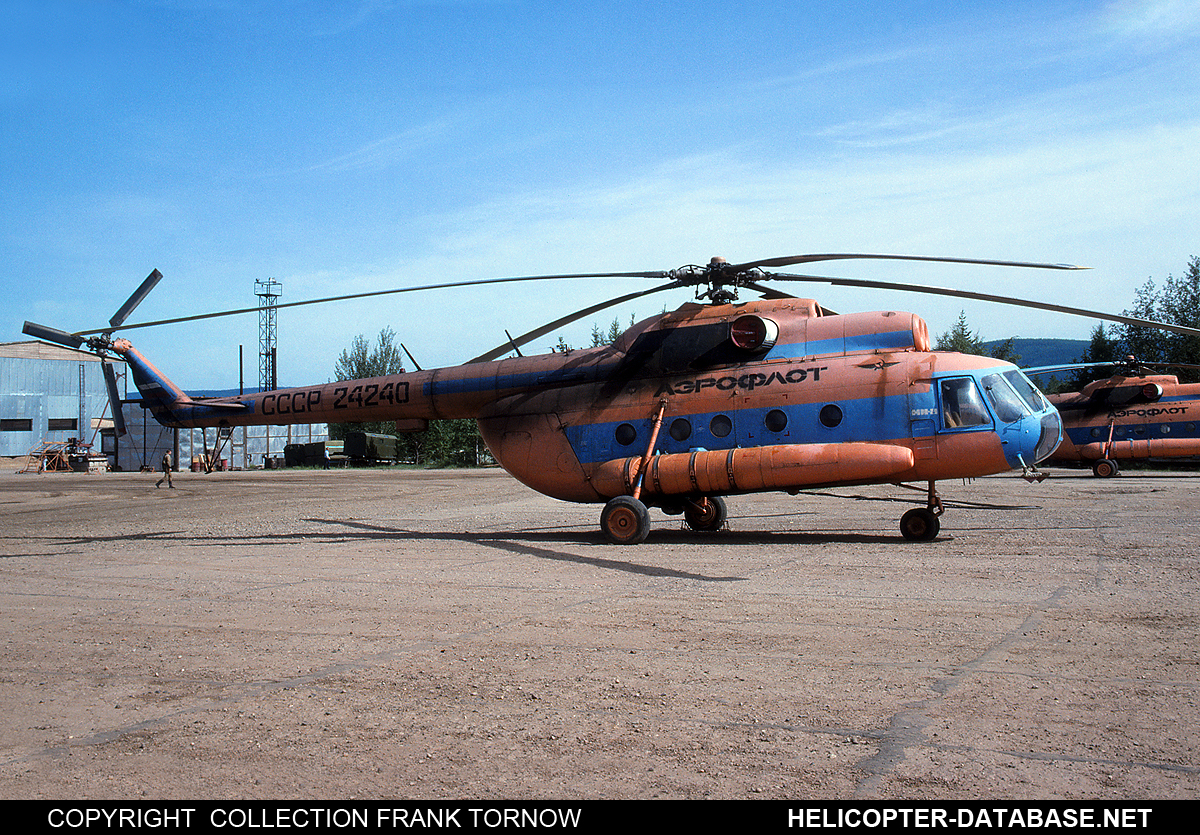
[[102, 361, 128, 437], [109, 268, 164, 329], [23, 321, 86, 349]]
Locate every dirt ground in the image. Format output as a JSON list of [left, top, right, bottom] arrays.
[[0, 462, 1197, 800]]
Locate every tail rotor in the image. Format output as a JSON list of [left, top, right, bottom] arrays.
[[23, 268, 166, 439]]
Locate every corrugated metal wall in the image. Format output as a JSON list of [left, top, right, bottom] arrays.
[[1, 356, 111, 457]]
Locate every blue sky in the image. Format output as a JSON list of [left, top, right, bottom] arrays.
[[4, 0, 1199, 389]]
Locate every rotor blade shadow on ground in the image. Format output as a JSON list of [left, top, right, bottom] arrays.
[[305, 518, 745, 581]]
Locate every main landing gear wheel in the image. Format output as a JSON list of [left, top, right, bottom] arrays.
[[684, 496, 727, 531], [1092, 458, 1120, 478], [900, 507, 941, 542], [601, 496, 651, 545]]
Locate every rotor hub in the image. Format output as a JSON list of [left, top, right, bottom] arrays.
[[86, 334, 116, 355], [669, 256, 763, 305]]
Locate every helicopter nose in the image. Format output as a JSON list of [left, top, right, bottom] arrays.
[[1033, 410, 1063, 463]]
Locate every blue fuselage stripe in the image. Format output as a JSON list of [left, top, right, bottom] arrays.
[[564, 393, 917, 465], [423, 365, 612, 397], [1065, 417, 1200, 446], [765, 329, 916, 361]]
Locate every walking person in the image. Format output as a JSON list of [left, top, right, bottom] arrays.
[[156, 450, 174, 488]]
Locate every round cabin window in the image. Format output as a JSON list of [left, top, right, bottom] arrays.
[[669, 418, 693, 442], [819, 404, 844, 428], [615, 423, 637, 446], [710, 414, 733, 438]]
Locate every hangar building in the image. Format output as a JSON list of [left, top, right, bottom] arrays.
[[1, 341, 114, 459], [2, 340, 326, 470]]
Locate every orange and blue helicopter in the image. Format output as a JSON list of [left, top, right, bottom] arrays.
[[25, 253, 1200, 543], [1027, 357, 1200, 477]]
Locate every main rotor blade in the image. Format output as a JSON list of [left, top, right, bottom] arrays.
[[766, 272, 1200, 339], [1024, 362, 1117, 376], [109, 268, 164, 329], [729, 253, 1087, 273], [102, 361, 128, 437], [79, 270, 671, 335], [22, 321, 87, 349], [468, 281, 687, 364], [1026, 361, 1200, 375]]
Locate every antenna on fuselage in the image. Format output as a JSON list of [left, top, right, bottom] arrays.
[[401, 343, 422, 372], [505, 330, 525, 358]]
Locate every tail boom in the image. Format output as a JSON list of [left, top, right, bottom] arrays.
[[112, 339, 612, 430]]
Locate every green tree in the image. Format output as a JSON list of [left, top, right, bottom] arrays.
[[1069, 323, 1122, 389], [609, 317, 624, 344], [935, 311, 986, 354], [934, 311, 1024, 365], [331, 328, 490, 465], [334, 327, 405, 381], [1119, 256, 1200, 381], [424, 418, 490, 467], [589, 316, 626, 347], [1121, 279, 1171, 366], [392, 417, 488, 467], [988, 336, 1021, 365], [330, 328, 406, 439]]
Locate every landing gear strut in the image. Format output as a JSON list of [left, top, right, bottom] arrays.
[[1092, 421, 1119, 477], [900, 481, 943, 542], [601, 400, 667, 545]]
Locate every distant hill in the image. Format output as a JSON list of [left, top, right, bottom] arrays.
[[983, 338, 1088, 369]]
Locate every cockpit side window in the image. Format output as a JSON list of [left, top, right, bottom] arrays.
[[1003, 369, 1049, 412], [939, 377, 991, 429], [982, 373, 1029, 424]]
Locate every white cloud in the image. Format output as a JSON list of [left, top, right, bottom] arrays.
[[1101, 0, 1200, 38], [305, 122, 451, 173]]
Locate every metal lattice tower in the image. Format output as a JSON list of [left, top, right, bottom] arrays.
[[255, 278, 282, 392]]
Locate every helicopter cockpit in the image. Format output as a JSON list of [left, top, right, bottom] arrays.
[[936, 367, 1062, 471]]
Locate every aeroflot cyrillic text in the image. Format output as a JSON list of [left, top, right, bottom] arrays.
[[1111, 406, 1189, 418], [657, 366, 827, 397]]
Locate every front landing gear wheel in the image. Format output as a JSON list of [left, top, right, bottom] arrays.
[[601, 496, 651, 544], [900, 507, 941, 542], [684, 496, 727, 531], [1092, 458, 1119, 478]]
